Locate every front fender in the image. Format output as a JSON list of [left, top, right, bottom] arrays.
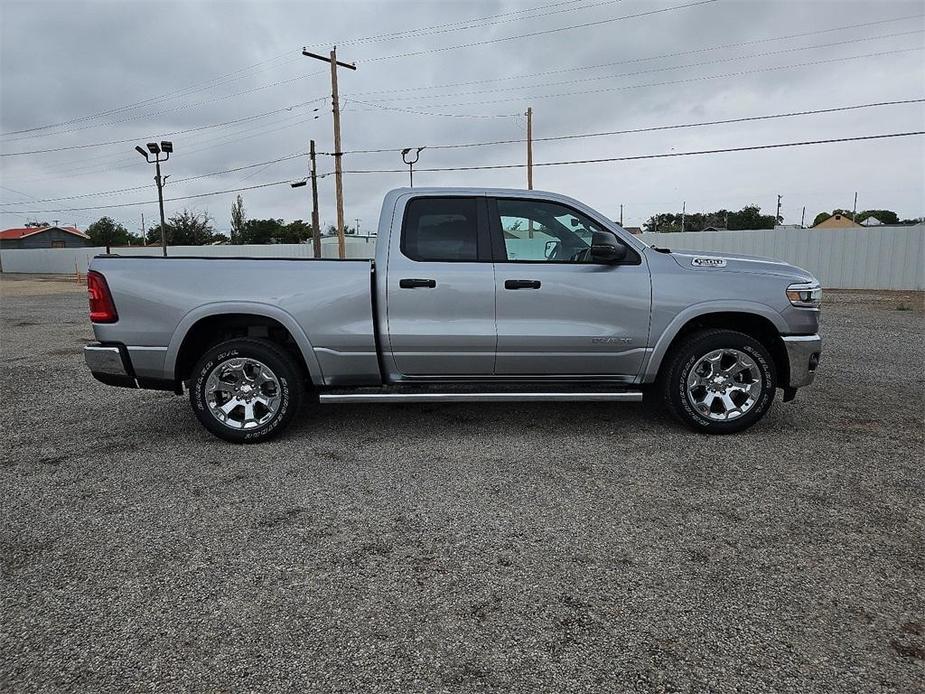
[[165, 301, 324, 384], [641, 300, 787, 383]]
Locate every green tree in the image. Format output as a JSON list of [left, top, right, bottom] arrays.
[[87, 216, 137, 252], [645, 205, 776, 232], [237, 218, 285, 244], [230, 195, 246, 243], [145, 210, 215, 246]]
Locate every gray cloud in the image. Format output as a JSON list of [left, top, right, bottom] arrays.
[[1, 0, 923, 234]]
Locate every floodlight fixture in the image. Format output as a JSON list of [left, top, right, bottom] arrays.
[[135, 146, 148, 157], [146, 142, 160, 154], [160, 141, 173, 153]]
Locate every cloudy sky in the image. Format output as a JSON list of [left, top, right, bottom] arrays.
[[1, 0, 923, 235]]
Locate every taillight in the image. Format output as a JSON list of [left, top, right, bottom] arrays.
[[87, 270, 118, 323]]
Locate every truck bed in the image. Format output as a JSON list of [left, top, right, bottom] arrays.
[[89, 255, 381, 386]]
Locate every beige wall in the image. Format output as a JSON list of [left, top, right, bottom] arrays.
[[813, 214, 861, 229]]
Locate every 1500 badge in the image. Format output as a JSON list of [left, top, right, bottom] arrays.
[[691, 256, 727, 268]]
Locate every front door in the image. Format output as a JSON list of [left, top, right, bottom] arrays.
[[489, 197, 651, 380], [385, 195, 496, 376]]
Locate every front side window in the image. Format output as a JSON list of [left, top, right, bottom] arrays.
[[495, 198, 605, 262], [401, 197, 479, 262]]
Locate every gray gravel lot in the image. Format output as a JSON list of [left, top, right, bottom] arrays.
[[1, 274, 923, 693]]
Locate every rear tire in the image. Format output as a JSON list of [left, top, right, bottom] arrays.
[[189, 338, 303, 444], [661, 329, 776, 434]]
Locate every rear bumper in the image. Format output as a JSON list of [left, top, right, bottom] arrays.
[[781, 334, 822, 388], [84, 343, 136, 388]]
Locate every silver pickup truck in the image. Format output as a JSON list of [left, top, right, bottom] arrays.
[[84, 187, 821, 442]]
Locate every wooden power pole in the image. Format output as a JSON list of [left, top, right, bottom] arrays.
[[303, 46, 356, 259], [310, 140, 321, 259], [526, 106, 534, 190]]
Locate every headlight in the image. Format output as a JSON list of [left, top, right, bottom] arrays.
[[787, 282, 822, 308]]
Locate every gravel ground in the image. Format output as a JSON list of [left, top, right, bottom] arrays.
[[1, 275, 923, 693]]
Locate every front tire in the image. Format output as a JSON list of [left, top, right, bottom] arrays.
[[661, 329, 776, 434], [189, 338, 303, 444]]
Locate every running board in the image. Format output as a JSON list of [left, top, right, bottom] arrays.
[[319, 391, 643, 404]]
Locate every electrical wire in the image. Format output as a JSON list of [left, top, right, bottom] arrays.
[[348, 15, 925, 96], [0, 153, 308, 205], [336, 99, 925, 154], [306, 0, 628, 48], [337, 132, 925, 174], [0, 99, 326, 156], [358, 0, 720, 62], [357, 30, 925, 103], [356, 47, 924, 111], [0, 51, 302, 138], [5, 131, 922, 214]]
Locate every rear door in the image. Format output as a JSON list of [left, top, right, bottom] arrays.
[[489, 196, 651, 379], [385, 195, 497, 376]]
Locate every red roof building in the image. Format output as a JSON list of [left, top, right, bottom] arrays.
[[0, 225, 92, 249]]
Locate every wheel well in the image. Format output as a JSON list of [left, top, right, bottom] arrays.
[[663, 312, 788, 385], [174, 313, 309, 384]]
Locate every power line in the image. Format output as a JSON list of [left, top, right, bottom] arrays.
[[1, 74, 328, 145], [336, 99, 925, 154], [356, 30, 925, 103], [358, 0, 720, 63], [0, 153, 308, 206], [5, 131, 922, 214], [308, 0, 628, 48], [0, 99, 326, 156], [0, 179, 297, 215], [0, 51, 302, 138], [349, 14, 925, 96], [337, 132, 925, 174], [359, 47, 924, 111]]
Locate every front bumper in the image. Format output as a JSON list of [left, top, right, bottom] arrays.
[[84, 343, 136, 388], [781, 334, 822, 388]]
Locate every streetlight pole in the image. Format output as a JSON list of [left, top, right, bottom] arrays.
[[135, 141, 173, 257]]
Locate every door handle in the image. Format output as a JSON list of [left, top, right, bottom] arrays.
[[504, 279, 541, 290], [399, 278, 437, 288]]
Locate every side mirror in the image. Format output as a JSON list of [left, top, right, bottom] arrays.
[[590, 230, 628, 263]]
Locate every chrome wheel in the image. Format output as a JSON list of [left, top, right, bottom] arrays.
[[686, 348, 763, 421], [204, 357, 281, 430]]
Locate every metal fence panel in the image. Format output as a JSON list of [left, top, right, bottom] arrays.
[[2, 227, 922, 289]]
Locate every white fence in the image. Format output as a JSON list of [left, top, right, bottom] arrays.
[[1, 226, 922, 290], [639, 225, 924, 290]]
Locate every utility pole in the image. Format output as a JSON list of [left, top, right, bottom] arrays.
[[852, 191, 858, 221], [619, 204, 623, 226], [776, 194, 782, 226], [526, 106, 534, 190], [681, 201, 686, 233], [355, 218, 360, 235], [303, 46, 356, 259], [801, 206, 806, 228], [310, 140, 321, 259]]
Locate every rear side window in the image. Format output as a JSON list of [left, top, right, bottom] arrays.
[[401, 197, 479, 262]]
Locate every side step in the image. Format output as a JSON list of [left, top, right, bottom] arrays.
[[319, 390, 643, 404]]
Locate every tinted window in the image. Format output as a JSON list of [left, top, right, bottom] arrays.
[[402, 197, 479, 262], [495, 198, 605, 262]]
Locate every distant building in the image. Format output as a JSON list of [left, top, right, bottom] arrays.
[[702, 227, 728, 232], [813, 214, 861, 229], [860, 216, 883, 226], [623, 226, 643, 235], [774, 224, 804, 230], [0, 225, 92, 249]]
